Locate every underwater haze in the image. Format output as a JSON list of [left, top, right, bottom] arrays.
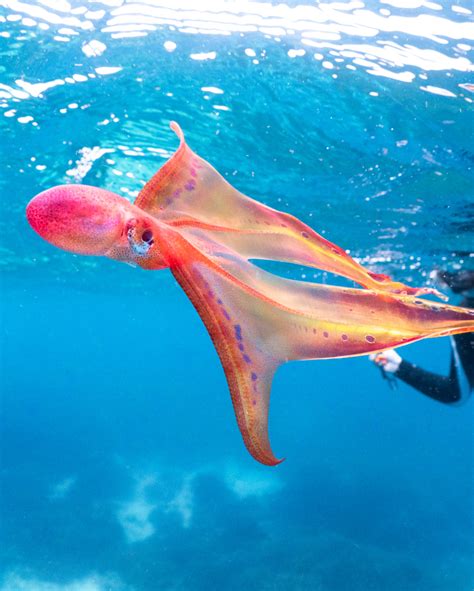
[[1, 0, 473, 590]]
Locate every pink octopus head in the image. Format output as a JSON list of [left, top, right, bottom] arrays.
[[26, 184, 125, 256], [26, 184, 169, 269]]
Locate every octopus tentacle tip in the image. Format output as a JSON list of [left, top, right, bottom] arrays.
[[416, 287, 449, 301], [170, 120, 184, 143], [434, 289, 449, 302], [260, 454, 285, 467]]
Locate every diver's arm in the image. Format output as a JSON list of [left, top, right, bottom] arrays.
[[453, 332, 474, 387], [395, 356, 461, 404], [371, 334, 473, 404]]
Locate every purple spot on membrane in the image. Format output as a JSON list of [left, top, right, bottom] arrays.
[[252, 400, 257, 406], [251, 372, 258, 381], [190, 168, 197, 177], [238, 343, 244, 351], [173, 188, 182, 198], [207, 291, 214, 299], [223, 309, 231, 320], [341, 334, 348, 341], [243, 354, 251, 364], [217, 299, 223, 305], [365, 335, 376, 343], [185, 181, 196, 191], [323, 331, 329, 338], [166, 198, 172, 205], [301, 231, 309, 238], [234, 324, 242, 340]]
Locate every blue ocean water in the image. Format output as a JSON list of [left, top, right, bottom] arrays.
[[1, 1, 473, 590]]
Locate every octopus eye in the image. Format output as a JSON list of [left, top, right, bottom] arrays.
[[142, 229, 153, 243]]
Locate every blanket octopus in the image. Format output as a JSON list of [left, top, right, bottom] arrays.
[[26, 122, 474, 465]]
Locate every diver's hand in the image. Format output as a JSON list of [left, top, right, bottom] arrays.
[[369, 349, 402, 373]]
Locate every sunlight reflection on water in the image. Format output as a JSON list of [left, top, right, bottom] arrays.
[[1, 0, 473, 112]]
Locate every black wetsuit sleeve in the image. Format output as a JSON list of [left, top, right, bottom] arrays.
[[394, 333, 473, 404], [395, 357, 460, 403]]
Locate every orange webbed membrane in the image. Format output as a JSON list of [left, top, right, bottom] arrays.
[[137, 123, 446, 300], [26, 122, 474, 466]]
